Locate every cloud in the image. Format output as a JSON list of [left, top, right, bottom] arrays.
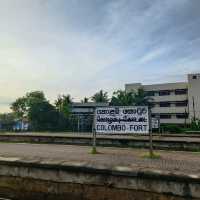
[[0, 0, 200, 112]]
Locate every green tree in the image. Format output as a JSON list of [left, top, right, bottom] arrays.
[[91, 90, 109, 103], [55, 94, 72, 117], [133, 88, 152, 106], [110, 88, 151, 106], [10, 97, 27, 118], [28, 100, 59, 131], [110, 90, 135, 106], [11, 91, 46, 119], [26, 91, 46, 107], [11, 91, 62, 131]]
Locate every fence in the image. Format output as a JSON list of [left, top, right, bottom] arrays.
[[68, 114, 94, 133]]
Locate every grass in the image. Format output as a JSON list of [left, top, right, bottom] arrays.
[[191, 151, 200, 154], [90, 147, 99, 154], [142, 152, 161, 159]]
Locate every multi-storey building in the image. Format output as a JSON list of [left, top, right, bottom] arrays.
[[125, 73, 200, 124]]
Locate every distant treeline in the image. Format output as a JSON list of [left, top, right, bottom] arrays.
[[0, 88, 150, 131]]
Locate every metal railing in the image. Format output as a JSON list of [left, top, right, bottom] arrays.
[[68, 113, 94, 133]]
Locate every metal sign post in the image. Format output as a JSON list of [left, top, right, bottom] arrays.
[[149, 109, 153, 157], [91, 108, 97, 154], [158, 116, 161, 134]]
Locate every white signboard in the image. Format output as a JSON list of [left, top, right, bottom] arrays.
[[95, 106, 149, 134]]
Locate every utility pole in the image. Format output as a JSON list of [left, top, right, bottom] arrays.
[[192, 96, 196, 121]]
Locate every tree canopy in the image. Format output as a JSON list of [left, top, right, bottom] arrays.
[[110, 88, 151, 106], [10, 91, 46, 119], [28, 100, 59, 131], [133, 88, 152, 106], [110, 90, 135, 106], [10, 97, 27, 118], [55, 94, 72, 117], [11, 91, 62, 131], [91, 90, 109, 103]]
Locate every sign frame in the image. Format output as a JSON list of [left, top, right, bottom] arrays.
[[94, 106, 150, 134]]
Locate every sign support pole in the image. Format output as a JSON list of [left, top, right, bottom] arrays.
[[92, 128, 97, 152], [77, 115, 80, 132], [91, 108, 97, 154], [149, 108, 154, 157], [158, 116, 161, 134]]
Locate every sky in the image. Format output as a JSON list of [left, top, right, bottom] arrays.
[[0, 0, 200, 112]]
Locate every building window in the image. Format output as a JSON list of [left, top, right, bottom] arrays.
[[176, 113, 188, 119], [160, 102, 170, 107], [160, 114, 171, 119], [175, 89, 187, 95], [193, 75, 197, 79], [149, 103, 155, 108], [146, 91, 155, 96], [175, 101, 188, 107], [159, 90, 170, 96]]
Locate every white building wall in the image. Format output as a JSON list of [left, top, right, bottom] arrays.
[[143, 82, 188, 91], [160, 118, 188, 124], [150, 95, 187, 102], [151, 107, 187, 114], [188, 74, 200, 121]]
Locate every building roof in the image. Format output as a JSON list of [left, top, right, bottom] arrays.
[[125, 82, 188, 91], [72, 102, 109, 108]]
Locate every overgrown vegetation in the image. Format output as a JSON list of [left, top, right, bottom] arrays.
[[161, 120, 200, 134], [161, 124, 183, 133], [190, 119, 200, 131]]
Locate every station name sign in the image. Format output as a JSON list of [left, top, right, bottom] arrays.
[[95, 106, 149, 134]]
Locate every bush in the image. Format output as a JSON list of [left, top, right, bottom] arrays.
[[190, 119, 200, 131], [161, 124, 182, 133]]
